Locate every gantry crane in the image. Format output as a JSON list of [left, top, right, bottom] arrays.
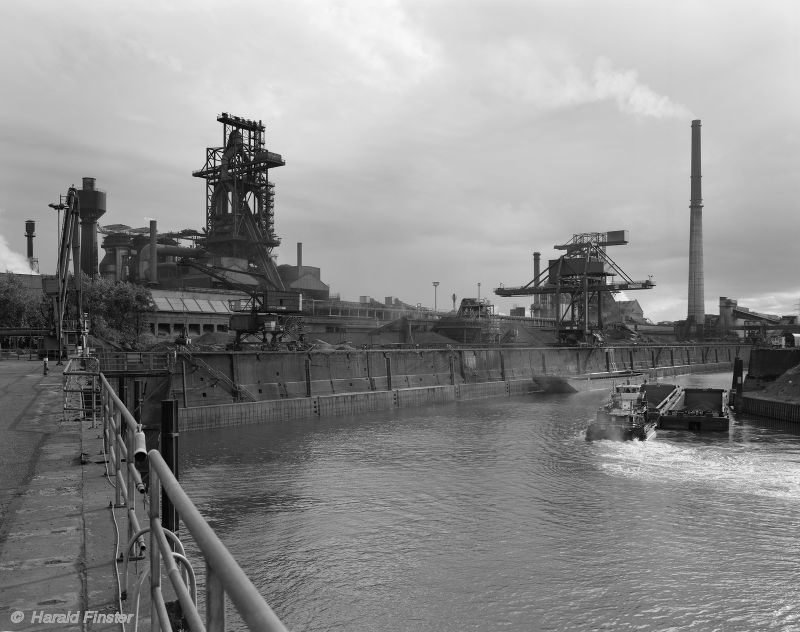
[[494, 231, 654, 345], [178, 259, 304, 348]]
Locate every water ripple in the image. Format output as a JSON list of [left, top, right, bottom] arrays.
[[180, 373, 800, 631]]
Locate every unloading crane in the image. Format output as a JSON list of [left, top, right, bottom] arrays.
[[178, 259, 304, 348], [494, 231, 654, 344]]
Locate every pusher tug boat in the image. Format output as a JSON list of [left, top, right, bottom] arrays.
[[585, 382, 657, 442]]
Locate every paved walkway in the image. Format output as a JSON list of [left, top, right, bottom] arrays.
[[0, 360, 129, 631]]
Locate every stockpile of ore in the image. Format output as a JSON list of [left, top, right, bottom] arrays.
[[759, 363, 800, 402]]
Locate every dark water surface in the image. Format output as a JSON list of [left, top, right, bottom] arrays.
[[181, 374, 800, 631]]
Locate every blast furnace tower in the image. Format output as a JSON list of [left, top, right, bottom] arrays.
[[192, 113, 286, 289], [687, 120, 704, 333]]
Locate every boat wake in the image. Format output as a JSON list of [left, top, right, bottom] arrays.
[[593, 439, 800, 501]]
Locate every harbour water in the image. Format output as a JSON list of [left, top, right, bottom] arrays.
[[181, 373, 800, 631]]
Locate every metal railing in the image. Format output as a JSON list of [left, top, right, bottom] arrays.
[[100, 373, 148, 594], [65, 356, 101, 422], [148, 451, 289, 632], [96, 351, 172, 374], [99, 373, 289, 631]]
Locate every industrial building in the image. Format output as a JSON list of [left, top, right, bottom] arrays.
[[6, 113, 796, 351], [494, 230, 656, 344]]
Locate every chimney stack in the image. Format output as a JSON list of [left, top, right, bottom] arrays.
[[149, 220, 158, 284], [24, 220, 38, 272], [25, 220, 35, 259], [297, 242, 303, 269], [687, 120, 704, 332]]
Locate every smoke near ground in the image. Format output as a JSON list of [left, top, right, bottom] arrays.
[[0, 234, 34, 274]]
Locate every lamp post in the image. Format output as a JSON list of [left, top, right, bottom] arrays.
[[432, 281, 439, 313], [48, 199, 65, 365]]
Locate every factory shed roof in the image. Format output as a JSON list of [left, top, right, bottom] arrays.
[[731, 306, 781, 324], [152, 296, 231, 314]]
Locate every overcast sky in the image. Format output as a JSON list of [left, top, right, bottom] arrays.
[[0, 1, 798, 322]]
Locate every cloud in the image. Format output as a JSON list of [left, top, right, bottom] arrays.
[[306, 0, 440, 91], [0, 234, 35, 274], [738, 292, 800, 318]]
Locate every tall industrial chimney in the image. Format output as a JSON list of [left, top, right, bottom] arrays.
[[297, 242, 303, 269], [25, 220, 35, 259], [24, 220, 38, 272], [687, 120, 704, 333], [149, 220, 158, 284]]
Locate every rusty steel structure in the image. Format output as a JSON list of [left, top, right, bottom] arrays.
[[495, 231, 654, 344], [192, 113, 286, 289]]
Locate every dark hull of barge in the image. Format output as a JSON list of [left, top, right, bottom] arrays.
[[657, 387, 731, 432]]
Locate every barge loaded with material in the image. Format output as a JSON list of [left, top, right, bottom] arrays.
[[642, 382, 683, 420], [657, 387, 731, 432]]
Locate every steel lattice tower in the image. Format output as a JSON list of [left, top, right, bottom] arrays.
[[192, 113, 286, 289]]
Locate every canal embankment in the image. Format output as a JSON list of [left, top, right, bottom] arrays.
[[167, 344, 746, 431]]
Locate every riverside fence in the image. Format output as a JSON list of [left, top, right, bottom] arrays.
[[99, 372, 290, 631]]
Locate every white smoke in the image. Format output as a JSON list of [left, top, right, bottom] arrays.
[[486, 42, 693, 120], [0, 233, 35, 274], [592, 57, 694, 120]]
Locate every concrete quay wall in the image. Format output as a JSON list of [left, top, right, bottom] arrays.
[[739, 395, 800, 423], [175, 345, 747, 431], [173, 344, 748, 407], [182, 381, 526, 431]]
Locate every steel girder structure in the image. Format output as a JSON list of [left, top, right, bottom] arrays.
[[46, 187, 86, 359], [192, 113, 286, 290], [495, 233, 654, 343], [178, 259, 303, 348]]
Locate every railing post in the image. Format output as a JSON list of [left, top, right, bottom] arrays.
[[133, 379, 143, 424], [181, 359, 188, 408], [118, 376, 128, 412], [149, 471, 162, 632], [125, 420, 136, 544], [161, 400, 179, 540], [102, 389, 109, 456], [114, 410, 123, 508]]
